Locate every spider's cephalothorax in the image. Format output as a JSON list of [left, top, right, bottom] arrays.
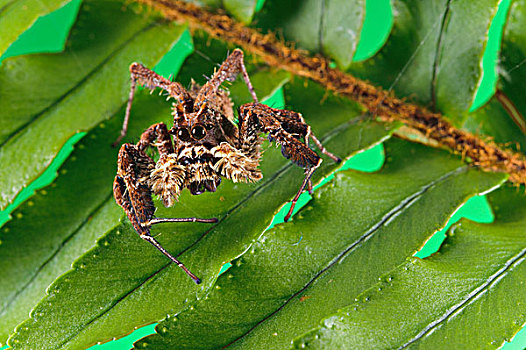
[[113, 49, 340, 284]]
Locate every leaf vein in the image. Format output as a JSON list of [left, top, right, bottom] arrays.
[[55, 114, 368, 348], [0, 0, 17, 16], [0, 193, 114, 317], [430, 0, 452, 110], [399, 245, 526, 349], [0, 20, 155, 149], [226, 165, 468, 347]]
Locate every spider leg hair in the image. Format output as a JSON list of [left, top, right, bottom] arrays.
[[195, 49, 258, 111], [141, 234, 201, 284], [114, 63, 193, 146], [148, 217, 218, 224], [113, 144, 208, 284], [284, 160, 322, 222], [238, 103, 335, 221]]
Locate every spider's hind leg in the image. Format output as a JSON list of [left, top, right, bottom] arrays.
[[269, 107, 342, 163], [266, 107, 341, 194], [238, 103, 338, 222], [272, 128, 323, 221]]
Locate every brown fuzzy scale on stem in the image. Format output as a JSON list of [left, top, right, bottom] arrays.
[[134, 0, 526, 186]]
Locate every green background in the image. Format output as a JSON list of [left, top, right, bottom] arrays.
[[0, 0, 524, 349]]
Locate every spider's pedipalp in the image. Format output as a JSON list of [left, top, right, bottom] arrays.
[[212, 142, 262, 183], [150, 154, 185, 207]]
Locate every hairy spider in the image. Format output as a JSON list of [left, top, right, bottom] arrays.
[[113, 49, 340, 284]]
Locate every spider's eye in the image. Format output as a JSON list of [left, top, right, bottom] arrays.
[[204, 124, 213, 130], [177, 128, 191, 142], [191, 125, 207, 140]]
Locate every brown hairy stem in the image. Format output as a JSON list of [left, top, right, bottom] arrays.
[[133, 0, 526, 185]]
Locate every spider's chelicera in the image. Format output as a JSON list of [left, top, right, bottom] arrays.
[[113, 49, 340, 284]]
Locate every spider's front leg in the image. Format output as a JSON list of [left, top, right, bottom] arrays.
[[113, 143, 155, 236], [195, 48, 258, 110], [238, 103, 341, 222], [113, 63, 194, 146], [113, 124, 216, 284]]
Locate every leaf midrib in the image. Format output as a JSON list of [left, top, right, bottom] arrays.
[[399, 245, 526, 349], [226, 165, 468, 348], [0, 18, 170, 314], [318, 0, 325, 53], [55, 113, 369, 350], [430, 0, 452, 109], [0, 19, 155, 149], [0, 0, 16, 16]]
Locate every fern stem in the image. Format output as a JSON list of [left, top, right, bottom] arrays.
[[134, 0, 526, 186]]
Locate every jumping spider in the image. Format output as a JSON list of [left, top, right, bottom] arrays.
[[113, 49, 340, 284]]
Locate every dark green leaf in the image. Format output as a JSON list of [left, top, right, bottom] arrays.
[[0, 0, 146, 144], [0, 0, 72, 56], [132, 138, 506, 349], [349, 0, 446, 102], [222, 0, 258, 24], [349, 0, 500, 124], [464, 0, 526, 152], [2, 1, 525, 349], [0, 0, 81, 62], [499, 0, 526, 119], [0, 0, 185, 210], [255, 0, 366, 69], [292, 184, 525, 350], [434, 0, 499, 119], [464, 99, 526, 152], [7, 58, 394, 348]]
